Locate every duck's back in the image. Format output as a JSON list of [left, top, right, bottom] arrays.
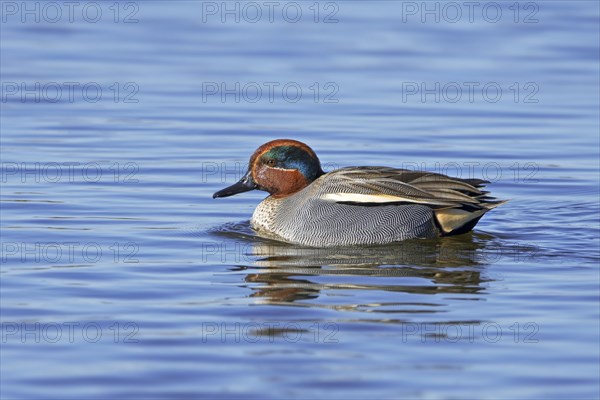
[[251, 166, 505, 247], [251, 170, 438, 246]]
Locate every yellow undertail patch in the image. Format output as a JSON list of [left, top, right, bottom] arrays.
[[434, 208, 486, 234]]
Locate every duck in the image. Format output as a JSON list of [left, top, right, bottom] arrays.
[[213, 139, 506, 247]]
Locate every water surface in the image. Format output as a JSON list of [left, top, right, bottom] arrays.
[[1, 1, 599, 398]]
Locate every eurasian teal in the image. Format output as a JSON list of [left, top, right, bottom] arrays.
[[213, 139, 506, 247]]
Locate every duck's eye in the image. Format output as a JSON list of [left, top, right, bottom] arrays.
[[266, 159, 276, 167]]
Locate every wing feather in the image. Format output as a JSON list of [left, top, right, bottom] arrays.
[[311, 166, 506, 235], [316, 166, 502, 210]]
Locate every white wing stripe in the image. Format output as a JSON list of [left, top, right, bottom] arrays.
[[322, 193, 454, 206]]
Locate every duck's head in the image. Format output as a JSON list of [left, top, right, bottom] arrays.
[[213, 139, 324, 199]]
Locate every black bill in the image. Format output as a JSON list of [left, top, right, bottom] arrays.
[[212, 171, 257, 198]]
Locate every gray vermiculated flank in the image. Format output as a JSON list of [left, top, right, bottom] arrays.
[[250, 166, 501, 247]]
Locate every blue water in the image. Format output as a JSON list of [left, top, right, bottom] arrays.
[[1, 1, 599, 398]]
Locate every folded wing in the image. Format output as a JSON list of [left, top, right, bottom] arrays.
[[317, 167, 506, 235]]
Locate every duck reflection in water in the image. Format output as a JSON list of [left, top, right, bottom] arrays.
[[212, 224, 515, 307]]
